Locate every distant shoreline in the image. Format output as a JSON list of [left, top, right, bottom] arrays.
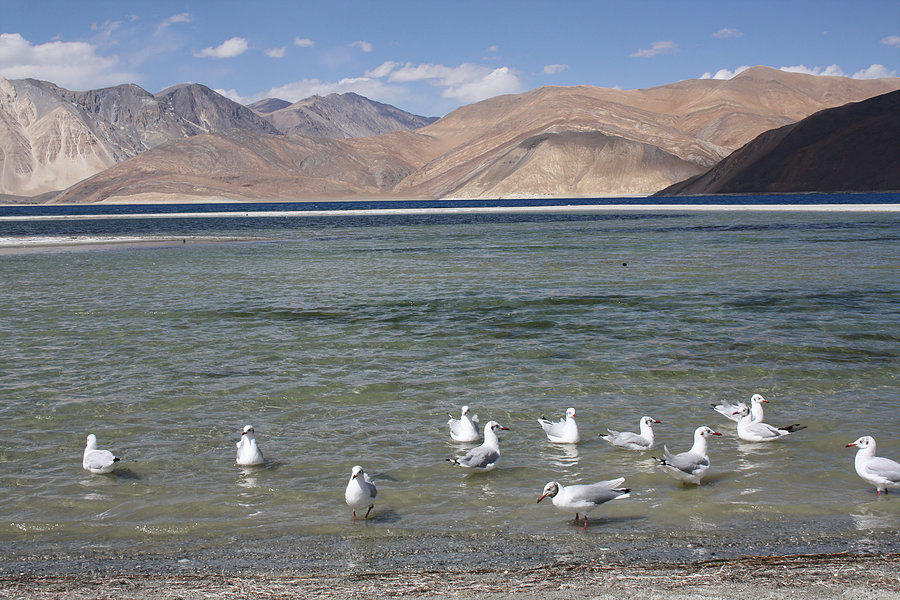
[[1, 203, 899, 222]]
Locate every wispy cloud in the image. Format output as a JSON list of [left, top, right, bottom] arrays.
[[543, 64, 568, 75], [155, 12, 191, 36], [366, 61, 522, 103], [881, 35, 900, 47], [217, 76, 405, 106], [712, 28, 742, 39], [294, 37, 314, 48], [700, 63, 896, 81], [700, 65, 751, 80], [630, 41, 678, 58], [194, 37, 248, 59], [486, 45, 499, 53], [265, 47, 286, 58], [351, 40, 373, 52], [0, 32, 136, 89]]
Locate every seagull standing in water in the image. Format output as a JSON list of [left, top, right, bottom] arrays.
[[537, 479, 631, 528], [236, 425, 265, 466], [345, 465, 378, 520], [82, 434, 120, 474], [599, 416, 660, 450], [447, 421, 509, 470], [538, 408, 580, 444], [712, 393, 768, 423], [846, 436, 900, 495], [653, 426, 721, 485], [734, 406, 805, 442], [448, 405, 480, 442]]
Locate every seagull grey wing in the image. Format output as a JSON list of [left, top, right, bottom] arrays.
[[670, 451, 707, 475], [542, 419, 567, 438], [867, 457, 900, 482], [746, 421, 783, 439], [460, 445, 499, 468], [84, 449, 117, 471], [614, 431, 644, 445], [568, 478, 628, 504], [471, 414, 479, 424]]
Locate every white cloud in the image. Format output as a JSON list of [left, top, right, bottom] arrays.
[[699, 65, 751, 79], [155, 12, 191, 36], [712, 28, 742, 39], [369, 61, 522, 103], [486, 45, 499, 53], [351, 40, 373, 52], [294, 37, 314, 48], [543, 63, 568, 74], [780, 64, 846, 77], [851, 64, 896, 79], [0, 32, 135, 89], [194, 37, 248, 59], [630, 40, 678, 58], [880, 35, 900, 47], [265, 46, 286, 58], [217, 76, 407, 106]]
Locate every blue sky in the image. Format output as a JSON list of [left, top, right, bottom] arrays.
[[1, 0, 898, 116]]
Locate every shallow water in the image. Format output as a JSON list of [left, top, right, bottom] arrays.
[[0, 203, 898, 562]]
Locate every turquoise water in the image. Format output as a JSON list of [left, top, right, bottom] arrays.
[[0, 206, 898, 563]]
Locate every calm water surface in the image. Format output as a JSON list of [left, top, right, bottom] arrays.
[[0, 203, 897, 565]]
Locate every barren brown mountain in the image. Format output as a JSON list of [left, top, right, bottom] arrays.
[[657, 90, 900, 195], [45, 67, 900, 203]]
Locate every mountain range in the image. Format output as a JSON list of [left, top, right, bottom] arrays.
[[2, 66, 899, 203]]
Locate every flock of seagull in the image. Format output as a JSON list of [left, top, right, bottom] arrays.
[[82, 394, 900, 527]]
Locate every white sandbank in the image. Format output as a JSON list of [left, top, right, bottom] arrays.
[[1, 203, 898, 222]]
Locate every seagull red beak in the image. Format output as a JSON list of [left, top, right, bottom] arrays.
[[845, 442, 857, 448], [654, 420, 661, 423], [712, 431, 722, 436], [537, 494, 547, 503]]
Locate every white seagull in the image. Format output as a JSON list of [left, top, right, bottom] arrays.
[[344, 465, 377, 520], [446, 421, 509, 470], [653, 426, 721, 485], [734, 406, 805, 442], [846, 436, 900, 495], [82, 434, 120, 474], [236, 425, 265, 466], [537, 478, 631, 528], [538, 408, 580, 444], [599, 416, 660, 450], [448, 405, 480, 442], [712, 393, 767, 423]]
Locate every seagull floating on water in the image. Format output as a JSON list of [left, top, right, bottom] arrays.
[[236, 425, 265, 466], [82, 434, 120, 474], [345, 465, 377, 520], [599, 416, 660, 450], [653, 426, 721, 485], [446, 421, 509, 470], [846, 436, 900, 495], [538, 408, 580, 444], [537, 478, 631, 528], [734, 406, 805, 442], [448, 405, 480, 442], [712, 393, 767, 423]]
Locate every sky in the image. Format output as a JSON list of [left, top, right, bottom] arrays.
[[1, 0, 898, 117]]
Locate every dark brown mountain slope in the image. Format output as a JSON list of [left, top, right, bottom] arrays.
[[656, 90, 900, 195]]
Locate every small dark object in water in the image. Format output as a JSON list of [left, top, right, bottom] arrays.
[[622, 262, 627, 267]]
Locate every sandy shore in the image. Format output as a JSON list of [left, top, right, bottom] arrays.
[[0, 553, 896, 599]]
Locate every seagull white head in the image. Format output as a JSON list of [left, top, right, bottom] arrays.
[[641, 416, 661, 426], [697, 426, 722, 438], [537, 481, 560, 503], [486, 420, 509, 432], [85, 434, 98, 448], [846, 436, 874, 449], [241, 425, 255, 437], [733, 405, 751, 417], [461, 405, 470, 415], [566, 408, 576, 419], [351, 465, 364, 479], [750, 394, 768, 404]]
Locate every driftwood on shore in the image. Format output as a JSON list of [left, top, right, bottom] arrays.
[[0, 553, 897, 599]]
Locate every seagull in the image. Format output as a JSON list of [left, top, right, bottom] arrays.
[[734, 406, 805, 442], [846, 436, 900, 495], [537, 479, 631, 528], [599, 416, 660, 450], [712, 393, 767, 423], [82, 434, 120, 474], [652, 426, 721, 485], [538, 408, 580, 444], [236, 425, 265, 466], [446, 421, 509, 470], [345, 465, 377, 520], [448, 405, 480, 442]]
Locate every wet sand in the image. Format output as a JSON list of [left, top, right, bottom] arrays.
[[1, 553, 897, 599]]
